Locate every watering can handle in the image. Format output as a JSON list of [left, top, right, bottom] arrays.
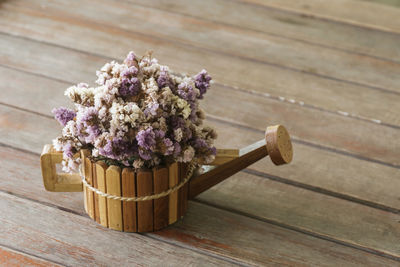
[[40, 144, 83, 192]]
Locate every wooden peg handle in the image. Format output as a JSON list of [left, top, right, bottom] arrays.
[[188, 125, 293, 198], [40, 144, 83, 192]]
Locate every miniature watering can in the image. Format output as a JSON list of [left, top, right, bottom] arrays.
[[41, 125, 293, 232]]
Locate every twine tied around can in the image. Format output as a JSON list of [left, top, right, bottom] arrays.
[[80, 161, 197, 202]]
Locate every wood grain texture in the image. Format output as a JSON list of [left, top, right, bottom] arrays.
[[121, 167, 137, 232], [154, 202, 399, 266], [244, 0, 400, 33], [1, 3, 400, 128], [0, 192, 233, 266], [95, 161, 108, 227], [92, 162, 100, 223], [123, 0, 400, 62], [106, 166, 123, 231], [1, 147, 398, 266], [0, 245, 61, 267], [168, 163, 179, 225], [137, 169, 154, 232], [153, 166, 169, 231], [84, 157, 94, 219], [196, 171, 400, 258], [7, 0, 400, 95]]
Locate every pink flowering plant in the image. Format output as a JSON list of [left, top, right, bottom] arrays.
[[52, 51, 217, 172]]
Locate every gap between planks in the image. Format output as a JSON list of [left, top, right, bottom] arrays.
[[0, 243, 65, 267], [141, 233, 251, 267], [1, 187, 399, 263]]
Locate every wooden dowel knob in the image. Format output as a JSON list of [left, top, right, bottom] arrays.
[[265, 125, 293, 165]]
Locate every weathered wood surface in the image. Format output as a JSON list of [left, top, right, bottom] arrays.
[[2, 1, 400, 128], [0, 245, 61, 267], [245, 0, 400, 33], [0, 0, 399, 265], [0, 147, 397, 266], [123, 0, 400, 62]]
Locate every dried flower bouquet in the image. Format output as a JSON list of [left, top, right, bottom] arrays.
[[52, 51, 217, 172]]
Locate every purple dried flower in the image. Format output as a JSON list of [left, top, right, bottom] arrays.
[[121, 66, 138, 78], [163, 138, 174, 155], [173, 142, 181, 156], [194, 138, 208, 149], [210, 146, 217, 156], [157, 68, 171, 88], [177, 82, 196, 102], [144, 103, 159, 116], [136, 127, 156, 150], [99, 137, 133, 160], [194, 69, 212, 99], [154, 129, 165, 139], [84, 125, 101, 143], [52, 107, 76, 126], [63, 142, 75, 158], [124, 51, 137, 67], [139, 149, 152, 160], [119, 77, 141, 97]]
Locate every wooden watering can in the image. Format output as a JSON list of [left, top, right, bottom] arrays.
[[41, 125, 293, 232]]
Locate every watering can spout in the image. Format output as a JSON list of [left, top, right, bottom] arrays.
[[188, 125, 293, 198]]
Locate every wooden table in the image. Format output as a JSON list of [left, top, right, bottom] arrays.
[[1, 0, 400, 266]]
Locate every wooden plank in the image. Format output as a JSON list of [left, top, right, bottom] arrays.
[[196, 171, 400, 258], [92, 162, 100, 223], [0, 245, 61, 267], [106, 166, 123, 231], [84, 157, 95, 219], [153, 166, 169, 231], [0, 192, 232, 266], [136, 169, 154, 232], [244, 0, 400, 33], [95, 161, 108, 227], [37, 0, 396, 93], [168, 163, 179, 224], [121, 168, 137, 232], [123, 0, 400, 62], [154, 202, 399, 267], [1, 6, 400, 128], [0, 155, 395, 266]]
